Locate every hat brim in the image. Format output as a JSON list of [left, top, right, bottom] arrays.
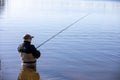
[[31, 36, 34, 38]]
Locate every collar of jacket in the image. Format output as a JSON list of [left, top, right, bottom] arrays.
[[24, 41, 31, 44]]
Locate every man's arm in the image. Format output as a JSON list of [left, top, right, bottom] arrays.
[[31, 45, 41, 59]]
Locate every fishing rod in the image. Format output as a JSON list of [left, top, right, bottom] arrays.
[[36, 13, 90, 49]]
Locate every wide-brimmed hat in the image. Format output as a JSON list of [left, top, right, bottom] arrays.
[[23, 34, 34, 39]]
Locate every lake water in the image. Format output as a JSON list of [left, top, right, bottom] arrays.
[[0, 0, 120, 80]]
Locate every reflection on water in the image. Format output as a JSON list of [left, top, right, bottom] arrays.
[[0, 0, 5, 16], [18, 66, 40, 80]]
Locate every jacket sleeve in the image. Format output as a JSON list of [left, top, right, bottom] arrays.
[[31, 45, 41, 59], [18, 44, 22, 52]]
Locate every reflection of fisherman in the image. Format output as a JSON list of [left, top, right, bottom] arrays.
[[18, 34, 41, 71]]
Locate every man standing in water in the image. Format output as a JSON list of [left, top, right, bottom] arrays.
[[18, 34, 41, 71]]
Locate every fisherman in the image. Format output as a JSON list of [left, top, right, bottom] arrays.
[[18, 34, 41, 71]]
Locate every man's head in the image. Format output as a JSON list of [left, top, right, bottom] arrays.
[[23, 34, 34, 42]]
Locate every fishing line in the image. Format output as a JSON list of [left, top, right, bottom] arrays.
[[37, 13, 91, 48]]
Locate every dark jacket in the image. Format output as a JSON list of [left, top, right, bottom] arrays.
[[18, 41, 41, 59]]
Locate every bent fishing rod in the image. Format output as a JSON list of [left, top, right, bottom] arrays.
[[36, 13, 90, 49]]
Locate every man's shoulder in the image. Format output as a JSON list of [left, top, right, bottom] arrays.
[[18, 43, 23, 48], [30, 44, 36, 48]]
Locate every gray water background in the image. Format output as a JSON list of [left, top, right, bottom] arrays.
[[0, 0, 120, 80]]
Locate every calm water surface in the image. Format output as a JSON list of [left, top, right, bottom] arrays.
[[0, 0, 120, 80]]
